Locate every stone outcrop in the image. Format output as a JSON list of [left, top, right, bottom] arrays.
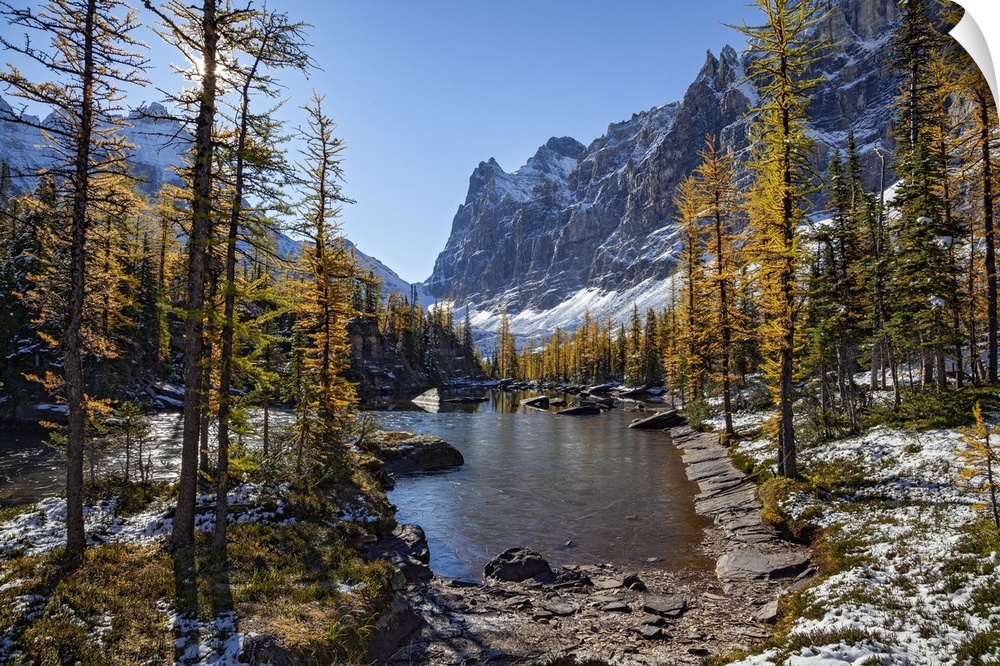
[[371, 432, 465, 486], [385, 561, 785, 665], [423, 0, 903, 326], [347, 320, 487, 404], [669, 425, 813, 585], [628, 409, 686, 430]]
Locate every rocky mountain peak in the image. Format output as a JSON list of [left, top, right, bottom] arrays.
[[424, 0, 907, 338], [542, 136, 586, 160]]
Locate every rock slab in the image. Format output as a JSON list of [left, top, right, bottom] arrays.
[[716, 549, 811, 581]]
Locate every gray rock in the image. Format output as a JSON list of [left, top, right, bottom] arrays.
[[424, 1, 902, 321], [395, 524, 430, 564], [484, 547, 553, 582], [638, 614, 666, 627], [520, 396, 550, 409], [755, 599, 780, 623], [380, 435, 465, 477], [637, 625, 664, 640], [602, 602, 631, 613], [716, 549, 811, 581], [591, 576, 625, 590], [642, 595, 687, 618], [540, 601, 578, 616]]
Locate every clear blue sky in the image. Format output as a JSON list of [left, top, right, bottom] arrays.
[[5, 2, 1000, 284], [271, 1, 759, 283], [2, 1, 758, 282]]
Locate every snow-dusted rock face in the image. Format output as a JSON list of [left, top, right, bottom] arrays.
[[0, 96, 420, 301], [424, 0, 902, 332], [0, 98, 187, 195]]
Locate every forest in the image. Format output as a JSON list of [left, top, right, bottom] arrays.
[[0, 0, 998, 663], [492, 0, 999, 476]]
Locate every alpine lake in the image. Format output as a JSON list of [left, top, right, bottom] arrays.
[[0, 390, 712, 581]]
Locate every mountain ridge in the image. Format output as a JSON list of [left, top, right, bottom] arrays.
[[421, 0, 903, 339], [0, 95, 421, 303]]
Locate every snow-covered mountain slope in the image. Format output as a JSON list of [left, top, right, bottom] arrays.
[[0, 95, 420, 301], [0, 97, 187, 195], [423, 0, 903, 337]]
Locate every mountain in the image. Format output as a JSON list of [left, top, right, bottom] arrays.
[[0, 96, 419, 301], [0, 96, 186, 195], [423, 0, 903, 339]]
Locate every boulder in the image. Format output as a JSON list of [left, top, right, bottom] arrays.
[[642, 595, 687, 618], [369, 523, 432, 583], [411, 388, 440, 413], [555, 404, 602, 416], [484, 547, 553, 582], [520, 396, 550, 409], [716, 549, 811, 581], [379, 435, 465, 477], [628, 409, 686, 430]]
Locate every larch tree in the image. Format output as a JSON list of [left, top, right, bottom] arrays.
[[736, 0, 825, 478], [290, 93, 357, 478], [143, 0, 252, 551], [212, 8, 310, 555], [0, 0, 146, 554], [952, 48, 998, 385], [693, 135, 742, 436], [673, 173, 710, 405]]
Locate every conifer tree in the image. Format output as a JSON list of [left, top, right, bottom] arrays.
[[626, 305, 643, 386], [496, 312, 517, 379], [144, 0, 260, 550], [736, 0, 825, 478], [953, 54, 998, 384], [887, 0, 952, 391], [0, 0, 146, 553], [959, 403, 1000, 534], [641, 308, 662, 387], [694, 135, 742, 435], [212, 8, 309, 555], [289, 93, 356, 478], [673, 173, 709, 404]]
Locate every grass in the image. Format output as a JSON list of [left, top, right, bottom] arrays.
[[0, 456, 398, 666], [0, 521, 394, 665], [1, 544, 175, 665], [863, 385, 1000, 432]]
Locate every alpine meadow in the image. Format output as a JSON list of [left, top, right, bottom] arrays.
[[0, 0, 999, 664]]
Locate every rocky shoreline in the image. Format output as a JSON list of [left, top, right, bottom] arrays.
[[369, 425, 813, 665]]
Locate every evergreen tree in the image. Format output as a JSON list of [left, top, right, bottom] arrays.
[[0, 0, 147, 553], [289, 93, 357, 478], [212, 7, 309, 555], [143, 0, 238, 551], [887, 0, 952, 392], [736, 0, 825, 478]]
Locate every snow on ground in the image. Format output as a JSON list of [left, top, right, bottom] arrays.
[[723, 415, 1000, 665], [0, 481, 304, 665], [162, 602, 245, 666], [0, 482, 294, 557]]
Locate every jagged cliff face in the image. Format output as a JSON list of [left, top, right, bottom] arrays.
[[424, 0, 902, 331], [0, 98, 187, 195]]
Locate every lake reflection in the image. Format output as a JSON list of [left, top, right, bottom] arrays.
[[381, 395, 712, 581]]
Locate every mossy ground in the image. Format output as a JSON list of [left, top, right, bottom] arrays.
[[0, 458, 397, 665], [706, 385, 1000, 665]]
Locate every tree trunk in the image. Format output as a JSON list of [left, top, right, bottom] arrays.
[[173, 0, 218, 552], [64, 0, 99, 556], [982, 95, 997, 384]]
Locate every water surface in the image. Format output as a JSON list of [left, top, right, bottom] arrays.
[[381, 397, 712, 581]]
